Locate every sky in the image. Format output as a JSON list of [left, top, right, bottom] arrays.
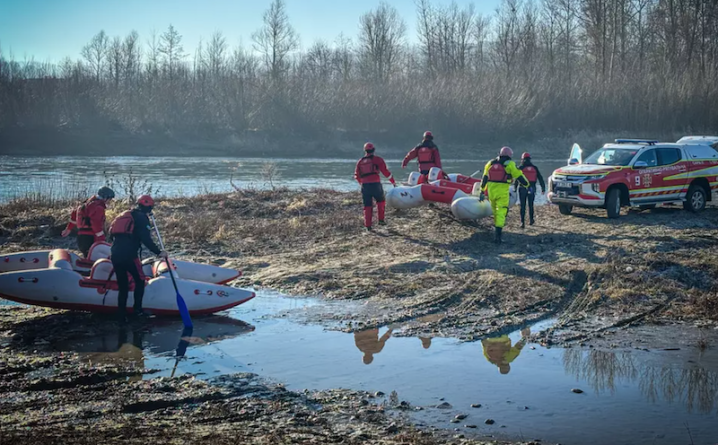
[[0, 0, 500, 63]]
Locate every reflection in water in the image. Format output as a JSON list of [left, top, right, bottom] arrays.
[[62, 317, 255, 378], [85, 327, 146, 382], [481, 328, 530, 374], [353, 329, 433, 364], [563, 348, 718, 415], [354, 328, 393, 364], [171, 326, 194, 378]]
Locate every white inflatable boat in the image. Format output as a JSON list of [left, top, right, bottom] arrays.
[[386, 167, 516, 220], [0, 249, 255, 316], [0, 242, 241, 285]]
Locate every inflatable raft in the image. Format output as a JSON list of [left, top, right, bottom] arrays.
[[0, 249, 255, 316], [387, 167, 515, 220], [0, 242, 241, 285]]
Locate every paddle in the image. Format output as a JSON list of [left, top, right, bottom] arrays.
[[149, 214, 193, 329]]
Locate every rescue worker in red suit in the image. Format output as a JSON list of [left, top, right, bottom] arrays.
[[515, 153, 546, 228], [401, 131, 446, 183], [354, 142, 396, 231], [109, 195, 167, 323], [62, 186, 115, 257]]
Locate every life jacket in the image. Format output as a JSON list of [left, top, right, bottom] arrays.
[[522, 165, 538, 182], [487, 159, 509, 183], [358, 156, 378, 178], [109, 210, 135, 236], [76, 197, 105, 236], [417, 147, 436, 170]]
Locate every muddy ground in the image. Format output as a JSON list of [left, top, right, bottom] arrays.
[[1, 307, 532, 445], [1, 189, 717, 444], [2, 188, 716, 346]]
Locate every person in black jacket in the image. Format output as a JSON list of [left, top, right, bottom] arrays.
[[109, 194, 167, 322], [514, 153, 546, 228]]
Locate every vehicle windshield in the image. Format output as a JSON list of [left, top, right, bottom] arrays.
[[583, 148, 638, 166]]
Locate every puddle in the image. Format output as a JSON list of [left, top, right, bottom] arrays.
[[55, 292, 718, 445]]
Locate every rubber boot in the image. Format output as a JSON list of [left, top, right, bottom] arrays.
[[521, 219, 525, 229], [530, 218, 535, 226], [377, 201, 386, 225], [364, 206, 373, 231], [494, 227, 503, 244]]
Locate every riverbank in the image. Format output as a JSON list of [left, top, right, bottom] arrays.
[[2, 189, 717, 444], [2, 188, 717, 344], [0, 126, 652, 159]]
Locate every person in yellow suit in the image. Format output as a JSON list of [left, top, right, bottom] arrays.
[[481, 328, 530, 374], [479, 146, 529, 244]]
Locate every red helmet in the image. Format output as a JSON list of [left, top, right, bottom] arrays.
[[522, 152, 531, 160], [364, 142, 375, 152], [423, 131, 433, 140], [137, 195, 154, 207], [499, 146, 513, 157]]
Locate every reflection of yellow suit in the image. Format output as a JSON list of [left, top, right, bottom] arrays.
[[482, 159, 526, 228], [482, 335, 526, 374]]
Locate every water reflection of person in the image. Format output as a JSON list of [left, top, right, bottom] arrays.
[[110, 327, 145, 382], [481, 328, 530, 375], [354, 328, 393, 364], [420, 337, 432, 349]]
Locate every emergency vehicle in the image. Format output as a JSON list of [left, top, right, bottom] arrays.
[[548, 137, 718, 218]]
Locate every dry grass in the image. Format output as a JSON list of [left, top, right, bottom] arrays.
[[3, 189, 718, 340]]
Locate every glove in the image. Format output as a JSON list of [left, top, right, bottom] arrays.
[[479, 192, 486, 202], [392, 182, 397, 188], [61, 229, 71, 237], [541, 188, 545, 195], [158, 251, 169, 259]]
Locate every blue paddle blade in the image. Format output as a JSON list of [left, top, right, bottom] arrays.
[[176, 292, 193, 329]]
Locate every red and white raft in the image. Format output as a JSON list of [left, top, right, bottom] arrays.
[[387, 167, 508, 220], [0, 242, 241, 285], [0, 249, 255, 316]]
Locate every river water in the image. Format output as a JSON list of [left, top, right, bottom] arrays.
[[0, 155, 567, 203], [56, 292, 718, 445]]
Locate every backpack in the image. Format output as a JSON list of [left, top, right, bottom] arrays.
[[110, 210, 135, 236], [358, 157, 378, 177]]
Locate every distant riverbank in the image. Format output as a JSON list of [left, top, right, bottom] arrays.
[[0, 126, 676, 159]]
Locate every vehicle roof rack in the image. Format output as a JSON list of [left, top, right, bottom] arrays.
[[614, 139, 658, 145]]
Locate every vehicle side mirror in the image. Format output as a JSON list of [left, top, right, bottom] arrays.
[[568, 158, 579, 166], [633, 161, 648, 169]]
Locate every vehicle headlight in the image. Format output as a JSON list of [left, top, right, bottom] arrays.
[[583, 175, 606, 181]]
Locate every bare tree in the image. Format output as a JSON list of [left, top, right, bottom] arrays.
[[358, 2, 406, 83], [205, 31, 228, 79], [81, 30, 109, 82], [159, 24, 185, 80], [252, 0, 299, 81], [108, 36, 124, 87], [122, 31, 141, 85], [146, 30, 160, 80]]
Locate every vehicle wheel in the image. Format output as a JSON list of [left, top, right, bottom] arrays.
[[639, 204, 656, 211], [684, 184, 707, 213], [606, 188, 621, 219], [558, 204, 573, 215]]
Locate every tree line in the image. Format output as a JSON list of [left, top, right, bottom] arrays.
[[1, 0, 717, 151]]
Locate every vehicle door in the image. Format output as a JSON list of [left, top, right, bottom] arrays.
[[655, 147, 685, 200], [628, 149, 658, 203]]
